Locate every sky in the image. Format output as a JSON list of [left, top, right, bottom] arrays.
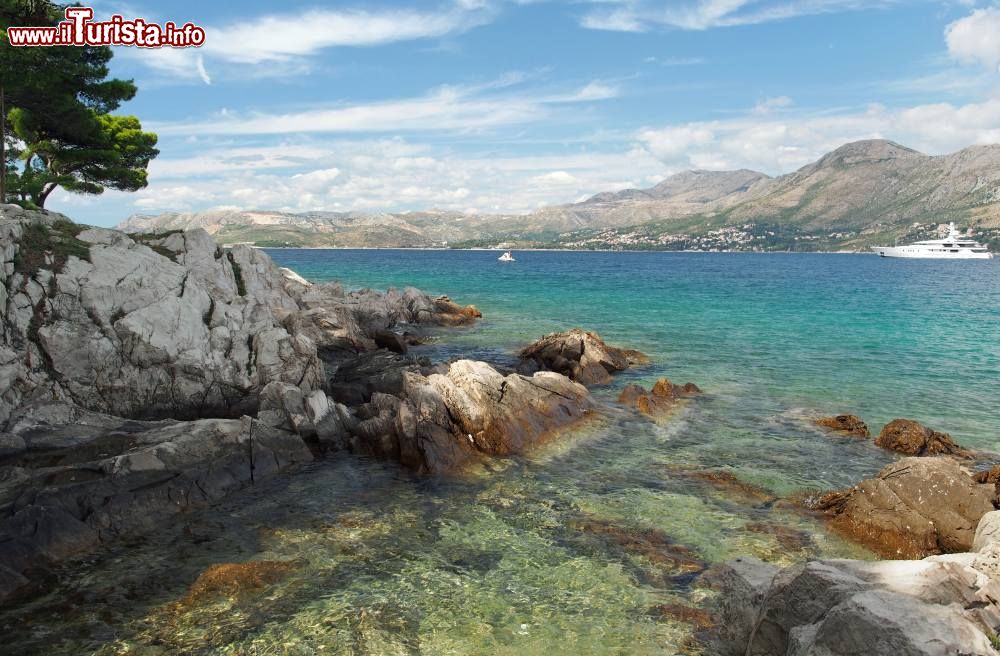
[[42, 0, 1000, 227]]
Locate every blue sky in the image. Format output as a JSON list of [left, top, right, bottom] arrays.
[[47, 0, 1000, 226]]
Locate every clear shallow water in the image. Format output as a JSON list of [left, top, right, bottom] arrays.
[[3, 250, 999, 655]]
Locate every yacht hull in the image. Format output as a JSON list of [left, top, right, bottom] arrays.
[[871, 246, 993, 259]]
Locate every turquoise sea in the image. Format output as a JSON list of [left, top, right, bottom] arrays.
[[5, 250, 999, 655]]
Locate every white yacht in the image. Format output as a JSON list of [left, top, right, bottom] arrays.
[[498, 251, 515, 262], [872, 223, 993, 259]]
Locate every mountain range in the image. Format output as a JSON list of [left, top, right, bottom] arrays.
[[119, 140, 1000, 251]]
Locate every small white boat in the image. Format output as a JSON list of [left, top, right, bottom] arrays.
[[498, 251, 515, 262], [872, 223, 993, 259]]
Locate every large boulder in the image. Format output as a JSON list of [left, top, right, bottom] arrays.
[[813, 414, 870, 438], [0, 209, 321, 422], [0, 410, 312, 606], [815, 457, 996, 558], [0, 208, 480, 425], [518, 328, 649, 385], [705, 551, 1000, 656], [336, 359, 596, 474], [875, 418, 971, 457]]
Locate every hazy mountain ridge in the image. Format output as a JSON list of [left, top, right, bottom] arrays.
[[119, 140, 1000, 250]]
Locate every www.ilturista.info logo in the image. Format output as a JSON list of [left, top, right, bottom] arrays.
[[7, 7, 205, 47]]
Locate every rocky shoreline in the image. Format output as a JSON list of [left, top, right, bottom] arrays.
[[3, 206, 1000, 653], [0, 207, 636, 605]]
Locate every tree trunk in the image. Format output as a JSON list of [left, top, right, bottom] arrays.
[[37, 182, 57, 208]]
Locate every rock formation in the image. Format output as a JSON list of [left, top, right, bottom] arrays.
[[0, 407, 312, 603], [875, 418, 971, 457], [618, 377, 701, 418], [1, 207, 610, 607], [814, 457, 996, 558], [0, 205, 481, 424], [704, 508, 1000, 656], [0, 206, 493, 606], [518, 328, 649, 385], [706, 553, 1000, 655], [330, 360, 596, 474], [977, 465, 1000, 486], [813, 414, 870, 437]]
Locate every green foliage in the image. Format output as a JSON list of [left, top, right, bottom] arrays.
[[12, 111, 158, 207], [990, 633, 1000, 650], [132, 229, 183, 240], [1, 0, 158, 206], [12, 219, 90, 276]]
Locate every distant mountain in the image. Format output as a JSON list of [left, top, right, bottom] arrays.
[[119, 208, 507, 248], [530, 168, 773, 229], [119, 140, 1000, 251]]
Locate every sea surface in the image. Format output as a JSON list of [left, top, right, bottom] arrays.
[[4, 250, 999, 655]]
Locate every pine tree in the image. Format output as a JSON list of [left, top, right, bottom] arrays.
[[0, 0, 158, 207]]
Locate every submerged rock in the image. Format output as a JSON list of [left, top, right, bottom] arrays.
[[518, 328, 649, 385], [570, 517, 706, 576], [815, 457, 995, 558], [875, 418, 971, 457], [668, 467, 777, 506], [813, 414, 870, 437], [649, 602, 716, 630], [180, 560, 298, 605], [618, 377, 701, 418]]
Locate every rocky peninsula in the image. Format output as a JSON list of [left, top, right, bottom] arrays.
[[0, 206, 597, 604]]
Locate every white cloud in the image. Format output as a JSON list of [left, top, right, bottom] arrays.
[[126, 137, 668, 216], [555, 81, 620, 102], [753, 96, 793, 114], [580, 0, 889, 32], [290, 168, 343, 192], [125, 48, 211, 85], [637, 98, 1000, 173], [637, 125, 716, 159], [128, 2, 493, 82], [946, 8, 1000, 72], [532, 171, 579, 185], [581, 9, 645, 32], [645, 56, 706, 66], [202, 4, 492, 65], [154, 77, 619, 136]]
